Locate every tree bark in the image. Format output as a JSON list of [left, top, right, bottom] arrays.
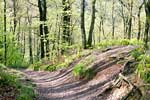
[[81, 0, 87, 49], [88, 0, 96, 47], [38, 0, 49, 59], [112, 0, 115, 39], [3, 0, 7, 65], [128, 0, 133, 39], [62, 0, 71, 45], [13, 0, 17, 33], [144, 0, 150, 48], [27, 8, 33, 64]]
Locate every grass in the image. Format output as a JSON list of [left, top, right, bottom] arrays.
[[0, 64, 36, 100]]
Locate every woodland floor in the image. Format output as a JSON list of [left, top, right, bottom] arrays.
[[22, 46, 139, 100]]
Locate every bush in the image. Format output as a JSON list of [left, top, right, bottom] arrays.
[[73, 63, 86, 79], [72, 63, 95, 79], [136, 55, 150, 83], [17, 85, 36, 100], [0, 64, 36, 100], [96, 39, 144, 49], [45, 64, 57, 72], [0, 70, 17, 87], [131, 48, 145, 60]]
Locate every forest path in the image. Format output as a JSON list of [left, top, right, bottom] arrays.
[[22, 46, 137, 100]]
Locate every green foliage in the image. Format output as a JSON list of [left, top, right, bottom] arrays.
[[96, 39, 144, 49], [45, 64, 57, 72], [0, 64, 36, 100], [17, 85, 36, 100], [7, 43, 27, 68], [32, 61, 42, 71], [120, 39, 130, 45], [131, 48, 145, 60], [0, 70, 17, 87], [0, 33, 28, 68], [72, 63, 95, 79], [136, 55, 150, 83], [73, 63, 86, 79]]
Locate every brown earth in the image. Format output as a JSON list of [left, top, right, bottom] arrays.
[[23, 46, 140, 100]]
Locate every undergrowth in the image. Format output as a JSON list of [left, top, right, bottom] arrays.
[[131, 47, 150, 83], [72, 56, 96, 79], [96, 39, 144, 49], [29, 49, 91, 71], [29, 38, 144, 73], [0, 64, 36, 100]]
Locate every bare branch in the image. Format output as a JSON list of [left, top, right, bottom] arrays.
[[27, 0, 38, 7]]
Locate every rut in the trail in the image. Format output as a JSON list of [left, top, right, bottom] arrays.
[[23, 46, 137, 100]]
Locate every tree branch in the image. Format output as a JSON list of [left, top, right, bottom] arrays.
[[27, 0, 38, 7]]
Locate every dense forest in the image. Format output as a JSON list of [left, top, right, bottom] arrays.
[[0, 0, 150, 100]]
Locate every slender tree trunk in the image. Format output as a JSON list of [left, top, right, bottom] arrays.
[[62, 0, 71, 45], [81, 0, 87, 49], [27, 8, 33, 64], [121, 5, 126, 38], [144, 0, 150, 47], [101, 17, 106, 39], [13, 0, 17, 33], [98, 20, 101, 42], [137, 2, 144, 40], [23, 31, 26, 60], [3, 0, 7, 65], [112, 0, 115, 39], [28, 22, 33, 64], [88, 0, 96, 47], [128, 0, 133, 39], [38, 0, 49, 58]]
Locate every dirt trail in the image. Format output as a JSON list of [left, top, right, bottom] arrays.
[[23, 46, 136, 100]]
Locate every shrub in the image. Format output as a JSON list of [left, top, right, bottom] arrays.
[[0, 71, 17, 87], [120, 39, 130, 45], [0, 64, 36, 100], [96, 39, 144, 49], [45, 64, 57, 72], [136, 55, 150, 83], [72, 63, 95, 79], [131, 48, 145, 60], [73, 63, 86, 79], [17, 85, 36, 100]]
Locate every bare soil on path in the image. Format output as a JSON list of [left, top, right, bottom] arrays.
[[22, 46, 138, 100]]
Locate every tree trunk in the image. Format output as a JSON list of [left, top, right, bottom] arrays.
[[62, 0, 71, 45], [112, 0, 115, 39], [81, 0, 87, 49], [3, 0, 7, 65], [137, 2, 144, 40], [13, 0, 17, 33], [88, 0, 96, 47], [128, 0, 133, 39], [27, 8, 33, 64], [144, 0, 150, 48], [28, 22, 33, 64], [38, 0, 49, 59]]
